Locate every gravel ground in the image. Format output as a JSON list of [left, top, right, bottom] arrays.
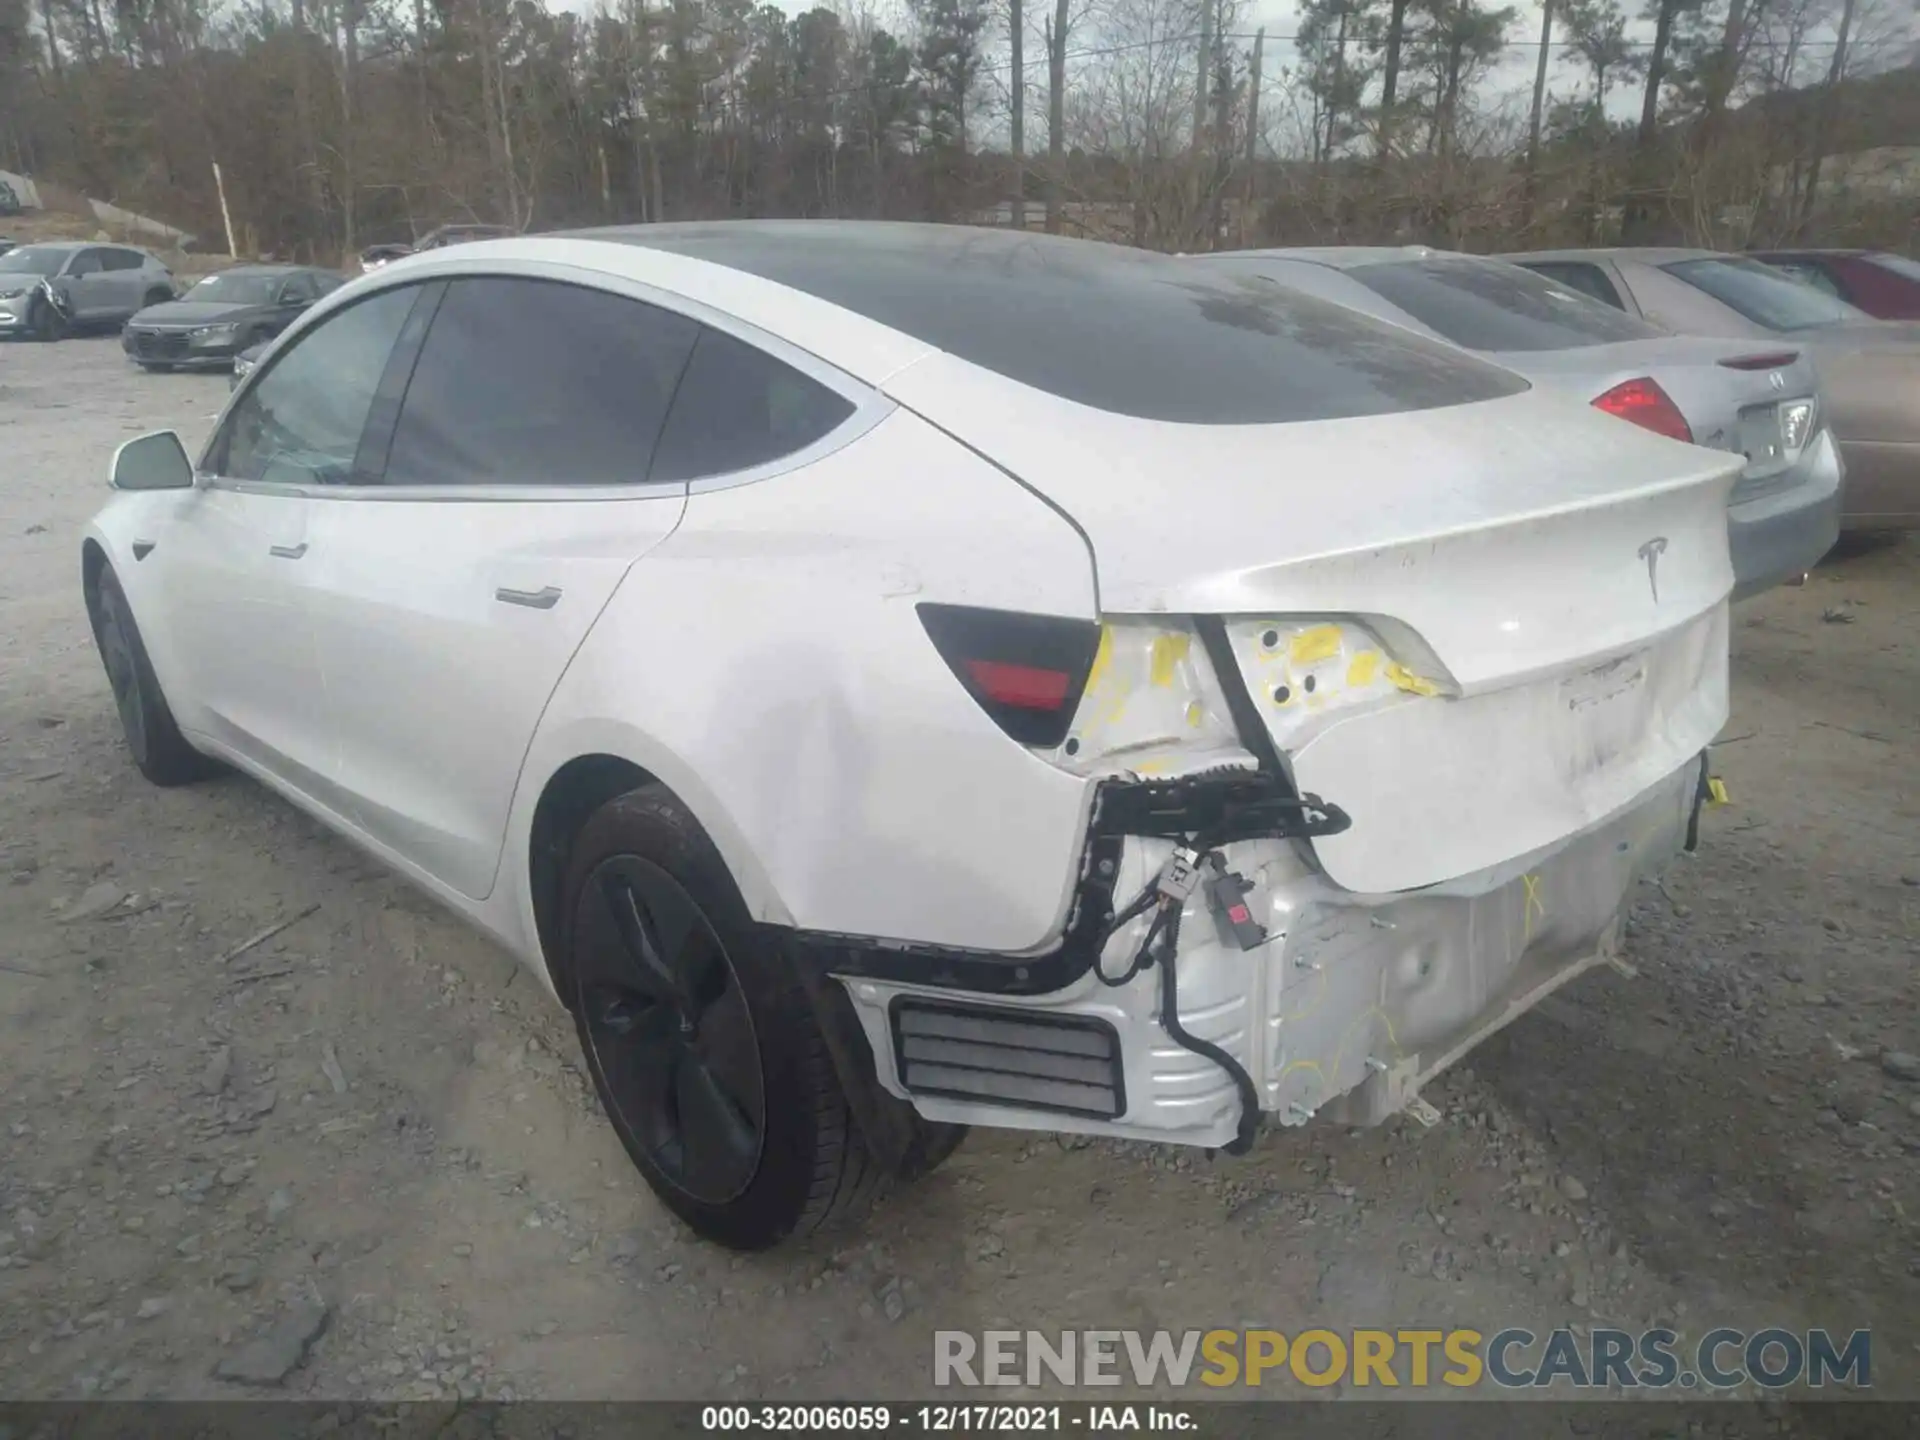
[[1, 334, 1917, 1405]]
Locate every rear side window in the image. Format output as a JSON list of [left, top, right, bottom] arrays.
[[1523, 260, 1626, 310], [381, 277, 699, 487], [1347, 258, 1662, 351], [1664, 257, 1864, 332], [602, 225, 1524, 423], [650, 328, 855, 483]]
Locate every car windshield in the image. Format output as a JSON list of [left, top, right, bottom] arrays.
[[0, 246, 69, 276], [597, 223, 1527, 424], [185, 273, 286, 305], [1341, 256, 1663, 352], [1666, 257, 1866, 331], [1868, 253, 1920, 284]]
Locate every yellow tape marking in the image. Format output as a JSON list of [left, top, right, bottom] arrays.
[[1149, 632, 1190, 688], [1522, 873, 1546, 942], [1346, 650, 1380, 688], [1707, 777, 1730, 806], [1385, 662, 1440, 698], [1290, 625, 1342, 666]]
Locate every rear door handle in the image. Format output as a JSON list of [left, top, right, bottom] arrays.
[[268, 542, 308, 559], [495, 585, 561, 610]]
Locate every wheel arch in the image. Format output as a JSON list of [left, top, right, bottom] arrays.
[[519, 729, 795, 1006]]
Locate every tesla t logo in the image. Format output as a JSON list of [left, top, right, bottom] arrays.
[[1638, 537, 1669, 602], [1768, 371, 1786, 392]]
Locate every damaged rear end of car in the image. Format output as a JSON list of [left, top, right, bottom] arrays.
[[821, 278, 1741, 1154]]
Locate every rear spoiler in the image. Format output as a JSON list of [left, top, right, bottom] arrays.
[[1717, 351, 1800, 371]]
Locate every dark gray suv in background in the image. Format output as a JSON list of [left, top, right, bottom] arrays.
[[0, 241, 175, 339]]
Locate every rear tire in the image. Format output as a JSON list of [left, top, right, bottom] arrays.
[[563, 785, 954, 1250], [85, 567, 220, 787]]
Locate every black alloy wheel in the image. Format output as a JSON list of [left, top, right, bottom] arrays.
[[572, 856, 767, 1206]]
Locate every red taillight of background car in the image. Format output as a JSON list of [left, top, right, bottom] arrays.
[[1592, 378, 1694, 443], [916, 603, 1101, 748]]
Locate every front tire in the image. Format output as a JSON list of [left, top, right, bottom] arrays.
[[562, 785, 913, 1250], [85, 567, 220, 786], [28, 294, 67, 342]]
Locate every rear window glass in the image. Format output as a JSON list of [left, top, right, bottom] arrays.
[[1665, 257, 1865, 332], [1346, 257, 1662, 351], [592, 224, 1526, 424]]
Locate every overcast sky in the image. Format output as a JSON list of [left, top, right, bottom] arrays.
[[548, 0, 1909, 138]]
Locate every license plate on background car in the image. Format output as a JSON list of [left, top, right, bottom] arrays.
[[1736, 405, 1786, 473]]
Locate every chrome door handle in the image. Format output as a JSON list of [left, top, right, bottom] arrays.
[[268, 542, 308, 559], [495, 585, 561, 610]]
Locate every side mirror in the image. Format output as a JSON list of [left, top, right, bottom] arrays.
[[110, 431, 195, 492]]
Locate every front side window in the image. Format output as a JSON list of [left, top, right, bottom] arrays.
[[66, 249, 103, 277], [1665, 257, 1865, 332], [650, 327, 856, 483], [381, 277, 700, 487], [186, 273, 287, 305], [1346, 257, 1662, 351], [215, 284, 420, 486], [105, 249, 147, 271]]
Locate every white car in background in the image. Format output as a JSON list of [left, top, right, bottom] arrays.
[[84, 223, 1739, 1250]]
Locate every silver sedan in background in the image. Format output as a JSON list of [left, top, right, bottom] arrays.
[[1196, 247, 1842, 598], [1501, 247, 1920, 532]]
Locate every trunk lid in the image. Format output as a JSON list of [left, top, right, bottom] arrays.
[[889, 359, 1739, 893], [1494, 336, 1822, 503]]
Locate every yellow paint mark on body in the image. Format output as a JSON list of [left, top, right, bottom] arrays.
[[1289, 625, 1342, 666], [1522, 873, 1546, 942], [1347, 650, 1380, 688], [1185, 700, 1206, 728], [1086, 625, 1114, 693], [1707, 777, 1730, 806], [1149, 632, 1191, 688], [1385, 662, 1440, 698]]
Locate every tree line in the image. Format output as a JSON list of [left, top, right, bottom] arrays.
[[0, 0, 1909, 265]]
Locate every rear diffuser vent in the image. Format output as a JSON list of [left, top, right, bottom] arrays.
[[890, 999, 1126, 1120]]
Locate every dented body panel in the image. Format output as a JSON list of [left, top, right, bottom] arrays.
[[844, 756, 1699, 1145]]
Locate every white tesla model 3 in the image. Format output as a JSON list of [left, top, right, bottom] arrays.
[[83, 222, 1741, 1250]]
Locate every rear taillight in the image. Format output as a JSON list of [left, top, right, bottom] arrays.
[[1592, 378, 1693, 443], [1717, 351, 1800, 371], [917, 603, 1101, 748]]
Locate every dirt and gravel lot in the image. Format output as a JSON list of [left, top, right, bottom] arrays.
[[1, 333, 1917, 1406]]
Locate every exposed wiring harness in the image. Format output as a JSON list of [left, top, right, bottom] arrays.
[[1092, 834, 1264, 1155]]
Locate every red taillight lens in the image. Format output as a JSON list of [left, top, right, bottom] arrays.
[[1592, 378, 1694, 443], [917, 603, 1101, 748]]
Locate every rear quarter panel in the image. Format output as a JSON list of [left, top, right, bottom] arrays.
[[507, 406, 1104, 957]]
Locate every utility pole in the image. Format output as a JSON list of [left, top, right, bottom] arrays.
[[1046, 0, 1067, 233], [1800, 0, 1856, 227], [1011, 0, 1026, 230], [1242, 26, 1263, 244], [1524, 0, 1553, 220]]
